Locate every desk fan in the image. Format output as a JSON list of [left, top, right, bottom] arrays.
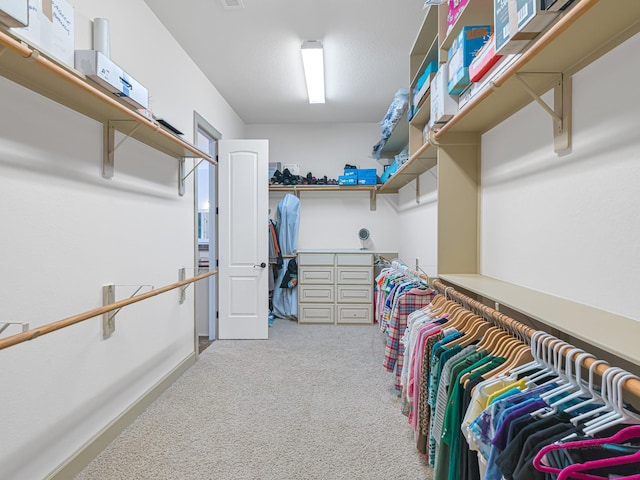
[[358, 228, 370, 250]]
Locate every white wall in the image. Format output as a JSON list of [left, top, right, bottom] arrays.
[[481, 32, 640, 322], [0, 1, 245, 478], [396, 166, 438, 278], [247, 123, 403, 252]]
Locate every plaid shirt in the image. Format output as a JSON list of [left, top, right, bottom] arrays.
[[383, 288, 436, 390]]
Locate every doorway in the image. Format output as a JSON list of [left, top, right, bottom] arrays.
[[194, 113, 221, 353]]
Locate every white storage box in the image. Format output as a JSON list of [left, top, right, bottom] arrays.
[[11, 0, 74, 68], [0, 0, 28, 27], [430, 63, 458, 125], [75, 50, 149, 110]]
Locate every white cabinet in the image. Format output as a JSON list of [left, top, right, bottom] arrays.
[[298, 250, 374, 325]]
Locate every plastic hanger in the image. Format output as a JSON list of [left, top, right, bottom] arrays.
[[563, 359, 610, 415], [583, 371, 640, 436], [568, 366, 624, 426], [508, 331, 549, 378], [533, 425, 640, 480], [524, 337, 566, 387]]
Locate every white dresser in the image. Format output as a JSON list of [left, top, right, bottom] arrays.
[[298, 250, 374, 325]]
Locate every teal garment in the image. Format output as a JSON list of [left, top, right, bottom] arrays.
[[445, 356, 506, 480], [433, 350, 488, 480], [489, 387, 522, 405]]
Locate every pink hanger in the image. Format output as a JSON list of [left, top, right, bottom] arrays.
[[533, 425, 640, 479]]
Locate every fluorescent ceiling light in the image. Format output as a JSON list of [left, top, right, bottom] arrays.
[[301, 40, 325, 104]]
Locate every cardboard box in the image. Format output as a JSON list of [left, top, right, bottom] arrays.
[[11, 0, 74, 68], [412, 61, 438, 109], [496, 0, 559, 55], [494, 0, 529, 55], [430, 63, 458, 125], [447, 0, 470, 32], [447, 25, 491, 95], [0, 0, 28, 27], [75, 50, 149, 110], [510, 0, 558, 35], [469, 34, 502, 83]]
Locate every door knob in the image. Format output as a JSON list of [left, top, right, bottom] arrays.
[[254, 262, 267, 269]]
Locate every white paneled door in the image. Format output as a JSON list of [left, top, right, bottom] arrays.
[[218, 139, 269, 339]]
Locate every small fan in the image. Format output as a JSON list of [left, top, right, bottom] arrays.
[[358, 228, 370, 250]]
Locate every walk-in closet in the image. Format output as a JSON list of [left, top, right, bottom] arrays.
[[1, 0, 639, 479]]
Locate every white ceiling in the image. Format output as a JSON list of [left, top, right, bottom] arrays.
[[143, 0, 428, 125]]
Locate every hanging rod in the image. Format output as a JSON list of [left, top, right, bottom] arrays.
[[0, 270, 218, 351], [432, 278, 640, 397]]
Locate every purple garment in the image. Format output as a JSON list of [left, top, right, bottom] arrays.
[[491, 398, 547, 451]]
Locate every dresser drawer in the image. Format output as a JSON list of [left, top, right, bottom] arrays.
[[298, 253, 334, 266], [299, 266, 334, 284], [336, 253, 372, 266], [337, 285, 372, 303], [299, 304, 335, 324], [337, 305, 372, 324], [336, 267, 372, 285], [299, 285, 335, 303]]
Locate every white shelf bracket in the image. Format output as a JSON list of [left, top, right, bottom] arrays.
[[369, 188, 377, 211], [103, 121, 143, 179], [0, 321, 29, 335], [0, 45, 7, 57], [415, 174, 421, 205], [514, 73, 572, 154]]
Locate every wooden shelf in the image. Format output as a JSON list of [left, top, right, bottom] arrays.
[[436, 0, 640, 138], [438, 274, 640, 366], [377, 141, 436, 193], [376, 113, 409, 159], [0, 29, 214, 163], [410, 6, 439, 83]]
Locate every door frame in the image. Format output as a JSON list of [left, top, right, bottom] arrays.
[[193, 112, 221, 353]]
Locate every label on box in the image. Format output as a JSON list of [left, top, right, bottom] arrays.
[[469, 34, 502, 83]]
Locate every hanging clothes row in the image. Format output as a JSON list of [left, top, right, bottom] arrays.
[[397, 280, 640, 480], [375, 261, 436, 392]]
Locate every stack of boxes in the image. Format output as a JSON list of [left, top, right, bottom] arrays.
[[429, 0, 574, 128], [338, 168, 378, 186]]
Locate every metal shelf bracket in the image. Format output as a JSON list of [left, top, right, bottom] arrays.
[[179, 267, 187, 304], [370, 188, 377, 211], [179, 158, 205, 197], [102, 283, 154, 338], [514, 73, 572, 154], [0, 322, 29, 335], [103, 121, 143, 179], [415, 174, 421, 205]]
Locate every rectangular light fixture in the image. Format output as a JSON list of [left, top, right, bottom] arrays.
[[301, 40, 325, 104]]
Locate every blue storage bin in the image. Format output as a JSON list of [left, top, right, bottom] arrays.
[[338, 175, 357, 185]]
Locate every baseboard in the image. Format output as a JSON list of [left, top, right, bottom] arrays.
[[47, 352, 196, 480]]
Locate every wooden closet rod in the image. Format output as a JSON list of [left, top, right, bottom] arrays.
[[434, 279, 640, 398], [0, 270, 218, 351], [0, 30, 215, 165], [376, 257, 640, 396]]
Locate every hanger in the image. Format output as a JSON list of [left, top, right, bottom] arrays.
[[582, 370, 640, 436], [562, 359, 610, 415], [533, 425, 640, 480], [508, 331, 550, 378], [536, 351, 596, 418], [568, 366, 624, 427]]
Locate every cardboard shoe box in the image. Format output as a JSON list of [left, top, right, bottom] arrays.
[[430, 63, 458, 126], [75, 50, 149, 110], [11, 0, 74, 68], [0, 0, 28, 27], [447, 25, 492, 95]]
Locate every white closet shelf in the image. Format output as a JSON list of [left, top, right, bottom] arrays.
[[438, 274, 640, 366], [378, 141, 436, 193], [377, 114, 409, 159], [435, 0, 640, 138], [0, 30, 214, 163], [269, 185, 378, 192]]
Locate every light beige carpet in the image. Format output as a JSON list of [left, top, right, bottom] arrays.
[[76, 319, 433, 480]]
